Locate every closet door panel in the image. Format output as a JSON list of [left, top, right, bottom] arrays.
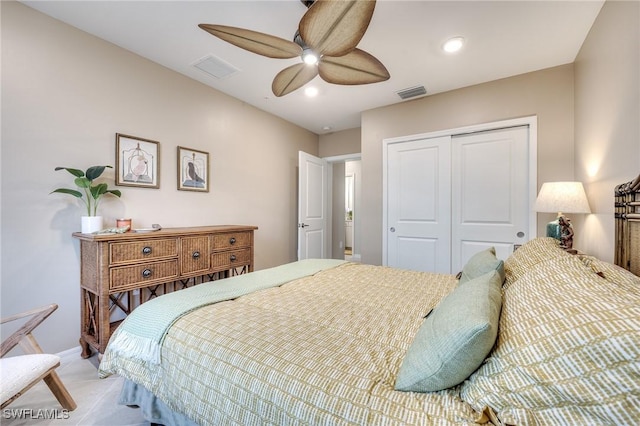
[[386, 136, 451, 273], [452, 127, 529, 272]]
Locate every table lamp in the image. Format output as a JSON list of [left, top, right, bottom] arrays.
[[534, 181, 591, 250]]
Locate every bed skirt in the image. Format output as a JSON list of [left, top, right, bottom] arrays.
[[119, 379, 197, 426]]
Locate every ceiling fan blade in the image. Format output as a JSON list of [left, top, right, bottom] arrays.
[[272, 63, 319, 97], [299, 0, 376, 57], [199, 24, 302, 59], [319, 48, 390, 85]]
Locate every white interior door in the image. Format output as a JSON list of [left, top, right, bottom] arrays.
[[298, 151, 328, 260], [385, 136, 452, 273], [451, 127, 529, 271]]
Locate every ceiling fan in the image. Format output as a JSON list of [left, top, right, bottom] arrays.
[[199, 0, 390, 97]]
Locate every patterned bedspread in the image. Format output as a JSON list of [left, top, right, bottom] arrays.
[[99, 262, 489, 425]]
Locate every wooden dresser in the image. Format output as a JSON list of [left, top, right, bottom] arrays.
[[73, 225, 257, 358]]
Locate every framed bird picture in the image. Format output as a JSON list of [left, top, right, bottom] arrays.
[[115, 133, 160, 188], [177, 146, 209, 192]]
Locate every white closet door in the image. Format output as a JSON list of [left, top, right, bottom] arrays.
[[451, 126, 530, 272], [386, 136, 452, 273]]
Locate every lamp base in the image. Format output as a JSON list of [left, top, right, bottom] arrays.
[[546, 219, 561, 240], [547, 215, 575, 250]]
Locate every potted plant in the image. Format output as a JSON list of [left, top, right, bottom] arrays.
[[51, 165, 122, 233]]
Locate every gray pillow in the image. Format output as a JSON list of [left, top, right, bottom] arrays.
[[395, 270, 502, 392], [459, 247, 505, 284]]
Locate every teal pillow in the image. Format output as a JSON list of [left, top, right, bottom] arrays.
[[395, 270, 502, 392], [459, 247, 505, 284]]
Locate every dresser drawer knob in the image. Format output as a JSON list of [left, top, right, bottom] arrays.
[[142, 268, 153, 278], [142, 246, 152, 255], [230, 254, 237, 262], [192, 251, 200, 259], [229, 237, 236, 245]]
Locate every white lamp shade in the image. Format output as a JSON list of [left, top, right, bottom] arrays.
[[535, 182, 591, 214]]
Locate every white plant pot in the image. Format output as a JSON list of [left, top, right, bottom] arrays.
[[81, 216, 103, 234]]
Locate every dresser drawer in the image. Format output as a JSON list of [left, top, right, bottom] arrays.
[[212, 248, 251, 270], [181, 236, 210, 274], [212, 232, 251, 250], [110, 260, 179, 291], [110, 239, 178, 264]]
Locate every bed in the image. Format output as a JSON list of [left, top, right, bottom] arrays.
[[99, 238, 640, 425]]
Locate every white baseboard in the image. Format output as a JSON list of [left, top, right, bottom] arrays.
[[57, 346, 82, 365]]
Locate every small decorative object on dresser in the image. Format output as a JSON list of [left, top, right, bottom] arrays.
[[73, 225, 257, 358], [51, 165, 122, 234]]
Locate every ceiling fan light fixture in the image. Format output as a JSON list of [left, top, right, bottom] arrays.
[[302, 48, 319, 65], [443, 36, 465, 53], [201, 0, 387, 96]]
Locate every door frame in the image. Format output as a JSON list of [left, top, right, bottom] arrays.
[[382, 116, 538, 266], [324, 154, 362, 261], [298, 152, 363, 260]]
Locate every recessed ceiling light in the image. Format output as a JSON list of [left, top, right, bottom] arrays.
[[443, 37, 465, 53], [305, 86, 319, 97]]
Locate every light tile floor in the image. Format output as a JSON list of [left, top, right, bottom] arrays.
[[2, 354, 147, 426]]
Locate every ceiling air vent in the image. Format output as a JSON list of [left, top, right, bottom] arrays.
[[396, 85, 427, 100], [192, 55, 240, 79]]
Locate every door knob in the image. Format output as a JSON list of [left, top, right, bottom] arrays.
[[390, 227, 396, 232]]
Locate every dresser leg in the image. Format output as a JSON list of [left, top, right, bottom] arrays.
[[79, 337, 92, 359]]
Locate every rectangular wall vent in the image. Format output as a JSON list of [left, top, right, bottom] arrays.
[[396, 85, 427, 100], [192, 54, 240, 79]]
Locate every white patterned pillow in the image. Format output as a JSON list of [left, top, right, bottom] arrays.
[[460, 254, 640, 425], [503, 237, 571, 289], [578, 254, 640, 292]]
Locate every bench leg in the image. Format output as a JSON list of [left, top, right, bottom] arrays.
[[43, 371, 77, 411]]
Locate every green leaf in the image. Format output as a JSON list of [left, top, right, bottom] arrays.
[[50, 188, 83, 198], [90, 183, 108, 199], [55, 167, 84, 178], [86, 165, 112, 181], [106, 189, 122, 198], [75, 177, 91, 188]]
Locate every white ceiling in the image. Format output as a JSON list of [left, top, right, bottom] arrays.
[[21, 0, 604, 135]]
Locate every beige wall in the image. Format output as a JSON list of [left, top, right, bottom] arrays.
[[574, 0, 640, 262], [319, 127, 361, 158], [1, 2, 317, 353], [360, 65, 575, 265]]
